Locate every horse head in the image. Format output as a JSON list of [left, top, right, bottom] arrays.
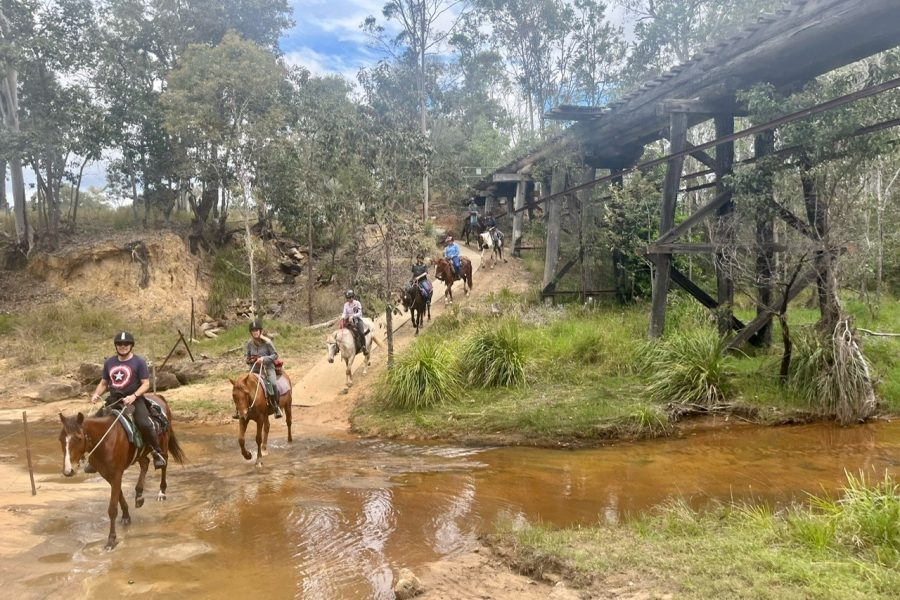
[[434, 258, 450, 282], [326, 332, 340, 363], [58, 412, 88, 477], [229, 374, 263, 420]]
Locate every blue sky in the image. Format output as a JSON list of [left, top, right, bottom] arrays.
[[281, 0, 394, 80]]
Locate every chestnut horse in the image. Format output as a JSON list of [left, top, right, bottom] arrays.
[[434, 256, 473, 304], [58, 394, 185, 549], [229, 371, 293, 468]]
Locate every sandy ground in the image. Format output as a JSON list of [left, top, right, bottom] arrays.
[[0, 247, 577, 599]]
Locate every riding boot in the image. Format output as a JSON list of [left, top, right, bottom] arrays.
[[270, 392, 283, 419], [147, 434, 167, 469]]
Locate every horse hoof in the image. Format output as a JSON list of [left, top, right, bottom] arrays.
[[105, 539, 117, 550], [242, 451, 252, 461], [157, 492, 166, 501], [135, 497, 144, 508], [122, 516, 131, 525], [261, 449, 269, 457], [255, 462, 263, 469]]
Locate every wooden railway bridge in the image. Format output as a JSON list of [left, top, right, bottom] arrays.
[[469, 0, 900, 346]]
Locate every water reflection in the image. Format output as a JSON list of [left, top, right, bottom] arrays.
[[0, 420, 897, 599]]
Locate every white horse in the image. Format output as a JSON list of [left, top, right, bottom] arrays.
[[326, 317, 382, 387], [478, 229, 506, 268]]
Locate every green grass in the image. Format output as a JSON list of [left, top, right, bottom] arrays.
[[376, 339, 462, 410], [354, 291, 900, 442], [491, 473, 900, 599], [461, 319, 528, 388]]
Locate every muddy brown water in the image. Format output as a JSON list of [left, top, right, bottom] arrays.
[[2, 420, 899, 599]]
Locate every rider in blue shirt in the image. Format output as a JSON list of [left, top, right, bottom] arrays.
[[444, 235, 461, 277]]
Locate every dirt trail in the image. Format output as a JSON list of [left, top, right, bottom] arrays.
[[0, 246, 562, 600]]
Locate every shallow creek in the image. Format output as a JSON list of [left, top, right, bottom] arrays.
[[2, 419, 898, 599]]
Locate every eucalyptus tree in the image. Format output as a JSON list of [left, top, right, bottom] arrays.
[[472, 0, 575, 135], [95, 0, 293, 231], [0, 3, 30, 252], [569, 0, 626, 106], [616, 0, 784, 83], [364, 0, 470, 221], [161, 31, 291, 307], [353, 94, 431, 364], [1, 0, 101, 249], [257, 73, 371, 324]]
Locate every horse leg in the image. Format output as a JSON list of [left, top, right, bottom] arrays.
[[255, 420, 264, 468], [134, 454, 150, 508], [345, 355, 354, 387], [284, 393, 293, 443], [261, 414, 270, 458], [106, 474, 124, 549], [158, 460, 168, 501], [426, 300, 431, 321], [118, 489, 130, 525], [238, 416, 252, 461]]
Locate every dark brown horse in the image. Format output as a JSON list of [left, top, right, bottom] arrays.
[[58, 394, 185, 549], [434, 256, 473, 304], [400, 282, 431, 335], [229, 371, 293, 468], [462, 216, 486, 245]]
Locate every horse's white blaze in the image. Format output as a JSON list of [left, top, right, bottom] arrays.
[[63, 435, 73, 473]]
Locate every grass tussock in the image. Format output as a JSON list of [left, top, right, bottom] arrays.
[[639, 327, 731, 407], [378, 340, 462, 410], [461, 319, 527, 388], [790, 320, 877, 424]]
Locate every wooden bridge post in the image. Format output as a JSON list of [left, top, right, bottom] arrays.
[[649, 112, 688, 338], [512, 175, 525, 257], [714, 115, 735, 335], [577, 166, 601, 296], [484, 193, 495, 218], [542, 165, 564, 298], [753, 131, 776, 346]]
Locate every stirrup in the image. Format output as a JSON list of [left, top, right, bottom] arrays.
[[152, 451, 167, 469]]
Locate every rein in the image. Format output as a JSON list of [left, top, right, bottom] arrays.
[[245, 367, 265, 411], [83, 403, 126, 463]]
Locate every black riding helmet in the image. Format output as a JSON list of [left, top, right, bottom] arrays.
[[113, 331, 135, 346], [345, 289, 355, 299], [249, 319, 263, 331], [416, 253, 425, 260]]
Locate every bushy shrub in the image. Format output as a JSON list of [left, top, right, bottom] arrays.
[[639, 327, 731, 406], [379, 340, 461, 410], [462, 319, 527, 388]]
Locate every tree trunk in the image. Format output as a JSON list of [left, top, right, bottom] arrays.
[[307, 205, 314, 326], [384, 220, 394, 368], [241, 172, 259, 316], [1, 63, 32, 252], [0, 159, 6, 212], [799, 156, 839, 332]]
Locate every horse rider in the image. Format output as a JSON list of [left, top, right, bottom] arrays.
[[467, 198, 479, 230], [444, 235, 461, 277], [89, 331, 167, 469], [411, 254, 433, 300], [341, 289, 369, 358], [244, 319, 283, 419]]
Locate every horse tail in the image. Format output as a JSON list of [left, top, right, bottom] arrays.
[[166, 428, 186, 465]]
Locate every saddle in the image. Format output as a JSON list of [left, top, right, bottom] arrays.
[[96, 396, 169, 448]]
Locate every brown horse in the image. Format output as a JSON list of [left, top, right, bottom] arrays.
[[229, 371, 293, 467], [58, 394, 185, 549], [434, 256, 473, 304]]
